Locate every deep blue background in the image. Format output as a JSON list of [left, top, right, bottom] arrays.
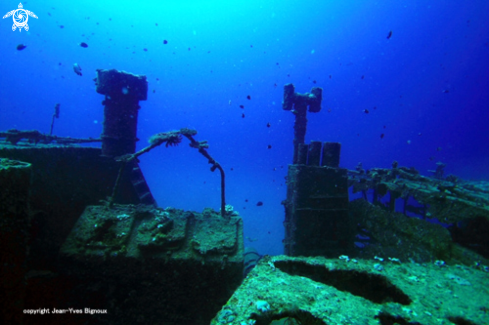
[[1, 0, 488, 255]]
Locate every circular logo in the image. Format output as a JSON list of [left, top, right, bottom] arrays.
[[13, 9, 28, 28]]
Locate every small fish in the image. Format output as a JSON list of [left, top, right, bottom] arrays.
[[247, 95, 251, 100], [266, 122, 271, 128], [442, 89, 450, 93], [16, 44, 27, 51], [256, 201, 263, 206], [79, 42, 88, 48], [239, 105, 244, 109], [364, 109, 369, 114], [313, 80, 317, 84], [267, 145, 272, 149], [380, 133, 384, 139], [241, 113, 245, 118], [329, 75, 332, 79], [73, 63, 82, 76], [387, 30, 393, 39], [163, 40, 168, 44], [143, 48, 148, 52], [361, 75, 364, 79]]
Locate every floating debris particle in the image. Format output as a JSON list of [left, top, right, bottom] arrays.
[[361, 75, 364, 79], [387, 30, 393, 39], [163, 40, 168, 44], [239, 105, 244, 109], [256, 201, 263, 206], [436, 147, 442, 151], [313, 80, 317, 84], [79, 42, 88, 48], [267, 122, 271, 128], [247, 95, 251, 100], [364, 109, 369, 114], [16, 44, 26, 51], [443, 89, 450, 93], [59, 25, 64, 29], [143, 48, 148, 51], [267, 145, 272, 149], [380, 133, 384, 139], [242, 113, 245, 118]]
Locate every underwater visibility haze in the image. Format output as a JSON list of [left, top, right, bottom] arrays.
[[2, 0, 489, 256], [3, 1, 489, 324]]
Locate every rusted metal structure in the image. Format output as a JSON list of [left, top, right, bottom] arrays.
[[282, 84, 354, 257]]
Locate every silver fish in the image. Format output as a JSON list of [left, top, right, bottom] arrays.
[[73, 63, 82, 76]]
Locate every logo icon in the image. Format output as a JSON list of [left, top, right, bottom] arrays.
[[3, 3, 38, 32]]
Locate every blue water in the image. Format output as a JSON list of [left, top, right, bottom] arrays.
[[1, 0, 488, 256]]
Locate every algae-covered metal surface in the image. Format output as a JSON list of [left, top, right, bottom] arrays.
[[348, 163, 489, 224], [59, 204, 244, 324], [61, 204, 243, 263], [213, 255, 489, 325]]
